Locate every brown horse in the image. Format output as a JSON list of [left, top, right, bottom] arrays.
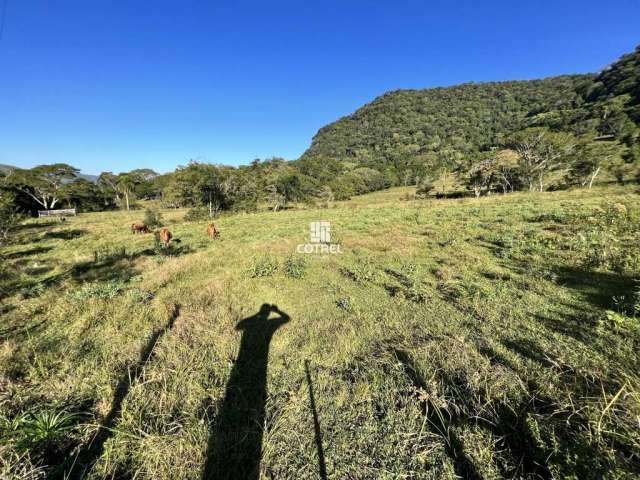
[[207, 223, 219, 239], [131, 223, 149, 234]]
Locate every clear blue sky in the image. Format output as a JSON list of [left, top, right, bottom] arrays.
[[0, 0, 638, 175]]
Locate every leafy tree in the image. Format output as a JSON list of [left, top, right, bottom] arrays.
[[60, 178, 110, 211], [115, 174, 137, 211], [0, 174, 21, 245], [265, 184, 286, 211], [465, 153, 495, 197], [570, 139, 623, 188], [97, 172, 120, 205], [508, 128, 575, 192], [433, 168, 462, 195], [415, 177, 434, 198], [165, 162, 226, 217], [493, 149, 521, 194], [7, 164, 78, 209]]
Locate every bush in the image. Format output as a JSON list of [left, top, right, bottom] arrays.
[[574, 202, 639, 273], [70, 281, 125, 301], [184, 207, 210, 222], [283, 255, 306, 279], [0, 192, 21, 246], [415, 178, 434, 198], [143, 208, 163, 229], [93, 245, 127, 262], [128, 288, 154, 303], [246, 256, 279, 278]]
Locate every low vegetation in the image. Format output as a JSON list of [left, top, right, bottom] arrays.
[[1, 185, 639, 479]]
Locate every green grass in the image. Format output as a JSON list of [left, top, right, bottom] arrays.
[[1, 185, 639, 479]]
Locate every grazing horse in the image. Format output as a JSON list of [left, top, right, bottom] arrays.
[[158, 227, 172, 247], [131, 223, 149, 234], [207, 223, 219, 239]]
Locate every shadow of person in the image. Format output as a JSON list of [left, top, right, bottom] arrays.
[[202, 304, 290, 480]]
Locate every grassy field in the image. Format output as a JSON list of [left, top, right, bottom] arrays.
[[1, 186, 639, 479]]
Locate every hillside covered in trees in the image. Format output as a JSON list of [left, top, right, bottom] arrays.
[[299, 45, 640, 198], [1, 46, 639, 225]]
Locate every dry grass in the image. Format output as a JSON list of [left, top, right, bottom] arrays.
[[1, 185, 639, 479]]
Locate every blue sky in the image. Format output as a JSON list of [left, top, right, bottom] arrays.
[[0, 0, 638, 175]]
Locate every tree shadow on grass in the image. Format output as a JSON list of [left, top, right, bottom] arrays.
[[55, 304, 182, 480], [1, 245, 53, 259], [392, 349, 483, 480], [43, 229, 87, 240], [551, 265, 637, 311], [475, 340, 631, 478], [201, 304, 290, 480], [394, 347, 555, 480]]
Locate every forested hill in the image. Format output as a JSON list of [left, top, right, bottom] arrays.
[[297, 45, 640, 198], [301, 75, 589, 165]]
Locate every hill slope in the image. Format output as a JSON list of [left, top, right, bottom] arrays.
[[302, 75, 588, 165], [297, 46, 640, 196]]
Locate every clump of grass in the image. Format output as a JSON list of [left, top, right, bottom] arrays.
[[336, 297, 351, 311], [143, 208, 163, 229], [127, 288, 154, 303], [340, 256, 380, 283], [437, 278, 467, 301], [70, 281, 125, 301], [20, 282, 45, 299], [14, 410, 79, 449], [93, 245, 127, 262], [0, 449, 45, 480], [246, 255, 279, 278], [183, 206, 210, 222], [574, 202, 639, 273], [282, 255, 306, 279]]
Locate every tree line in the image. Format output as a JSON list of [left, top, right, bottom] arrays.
[[1, 46, 639, 240]]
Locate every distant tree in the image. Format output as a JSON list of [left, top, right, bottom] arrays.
[[115, 174, 137, 211], [433, 168, 461, 195], [415, 177, 434, 198], [465, 153, 495, 197], [97, 172, 120, 205], [316, 185, 334, 207], [509, 128, 575, 192], [493, 149, 520, 194], [7, 164, 78, 210], [0, 174, 21, 244], [265, 184, 286, 211], [60, 178, 109, 211], [166, 162, 226, 217], [570, 139, 622, 188]]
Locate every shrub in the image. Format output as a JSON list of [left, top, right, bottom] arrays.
[[574, 202, 639, 273], [17, 410, 79, 448], [184, 207, 210, 221], [340, 259, 379, 284], [128, 288, 154, 303], [415, 178, 434, 198], [143, 208, 163, 229], [70, 281, 124, 301], [93, 245, 127, 262], [283, 255, 306, 279], [246, 256, 279, 278], [336, 297, 351, 311]]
